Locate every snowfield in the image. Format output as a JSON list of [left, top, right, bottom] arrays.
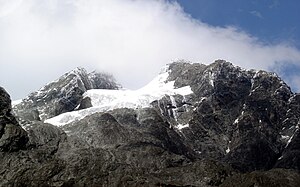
[[45, 66, 193, 126]]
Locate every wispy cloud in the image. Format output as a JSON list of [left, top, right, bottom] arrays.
[[269, 0, 280, 9], [250, 10, 263, 19], [0, 0, 300, 99]]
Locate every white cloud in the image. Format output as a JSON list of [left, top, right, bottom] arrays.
[[0, 0, 23, 17], [0, 0, 300, 99], [290, 75, 300, 93]]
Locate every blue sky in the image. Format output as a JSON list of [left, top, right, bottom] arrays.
[[0, 0, 300, 99], [175, 0, 300, 91], [176, 0, 300, 47]]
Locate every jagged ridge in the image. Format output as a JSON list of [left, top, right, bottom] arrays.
[[13, 67, 119, 124]]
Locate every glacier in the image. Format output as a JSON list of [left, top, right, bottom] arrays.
[[45, 65, 193, 126]]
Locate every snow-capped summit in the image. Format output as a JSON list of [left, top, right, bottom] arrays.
[[45, 64, 193, 126]]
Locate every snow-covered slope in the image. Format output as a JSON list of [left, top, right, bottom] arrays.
[[45, 65, 193, 126], [12, 99, 22, 106]]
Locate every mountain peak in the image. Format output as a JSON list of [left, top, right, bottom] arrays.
[[69, 66, 87, 74], [13, 68, 119, 122], [6, 60, 300, 186]]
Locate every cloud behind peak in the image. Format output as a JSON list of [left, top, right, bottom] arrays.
[[0, 0, 300, 99]]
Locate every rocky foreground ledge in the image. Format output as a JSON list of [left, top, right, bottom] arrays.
[[1, 60, 300, 186]]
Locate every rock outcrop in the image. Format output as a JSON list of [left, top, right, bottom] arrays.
[[0, 87, 28, 152]]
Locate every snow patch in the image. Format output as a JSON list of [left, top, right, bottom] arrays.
[[234, 118, 239, 124], [12, 99, 22, 106], [170, 95, 178, 120], [182, 95, 190, 112], [200, 97, 207, 102], [285, 128, 298, 148], [281, 135, 290, 140], [250, 78, 255, 89], [208, 71, 215, 87], [177, 123, 189, 130], [226, 147, 230, 154]]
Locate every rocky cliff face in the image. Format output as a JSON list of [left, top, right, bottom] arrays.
[[160, 61, 297, 172], [0, 87, 28, 152], [2, 60, 300, 186], [13, 68, 119, 123]]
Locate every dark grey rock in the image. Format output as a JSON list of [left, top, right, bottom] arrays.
[[88, 71, 120, 90], [220, 168, 300, 187], [275, 128, 300, 170], [77, 96, 92, 110], [63, 112, 131, 148], [0, 87, 28, 152], [0, 86, 11, 115]]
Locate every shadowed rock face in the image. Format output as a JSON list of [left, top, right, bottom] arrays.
[[220, 168, 300, 187], [2, 60, 300, 186], [0, 87, 28, 152]]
